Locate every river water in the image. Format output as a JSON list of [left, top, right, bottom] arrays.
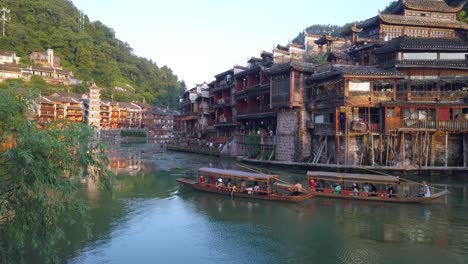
[[59, 143, 468, 264]]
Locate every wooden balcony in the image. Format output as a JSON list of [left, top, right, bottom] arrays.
[[236, 107, 275, 120], [387, 119, 468, 132]]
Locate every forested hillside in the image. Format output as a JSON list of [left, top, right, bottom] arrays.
[[0, 0, 185, 109], [292, 0, 468, 45]]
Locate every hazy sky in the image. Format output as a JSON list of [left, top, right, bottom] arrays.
[[72, 0, 393, 88]]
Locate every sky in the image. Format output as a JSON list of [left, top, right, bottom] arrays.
[[72, 0, 394, 88]]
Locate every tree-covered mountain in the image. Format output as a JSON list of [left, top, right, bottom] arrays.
[[0, 0, 185, 109]]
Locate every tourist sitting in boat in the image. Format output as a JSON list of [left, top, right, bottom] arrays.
[[387, 184, 396, 197], [316, 180, 324, 192], [200, 175, 206, 186], [226, 179, 233, 189], [240, 179, 246, 192], [352, 183, 359, 194], [363, 183, 370, 193], [309, 178, 316, 191], [423, 182, 431, 197], [334, 183, 342, 194], [418, 181, 432, 197], [370, 183, 377, 196], [289, 180, 303, 196], [253, 181, 260, 193], [217, 178, 225, 190]]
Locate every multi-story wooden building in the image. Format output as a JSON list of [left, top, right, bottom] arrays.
[[234, 54, 275, 133], [351, 0, 468, 41], [213, 69, 238, 139], [36, 94, 84, 126]]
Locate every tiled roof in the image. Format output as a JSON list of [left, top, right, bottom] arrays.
[[338, 65, 404, 77], [308, 65, 403, 81], [379, 14, 468, 30], [403, 0, 465, 13], [376, 36, 468, 54], [0, 64, 21, 72], [396, 59, 468, 69], [214, 68, 234, 79], [329, 51, 351, 61], [0, 51, 15, 56], [315, 35, 338, 45]]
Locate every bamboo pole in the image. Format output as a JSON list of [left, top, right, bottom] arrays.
[[358, 167, 447, 192]]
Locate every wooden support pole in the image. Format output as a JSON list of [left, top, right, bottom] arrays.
[[430, 134, 436, 166], [402, 132, 406, 163], [464, 134, 467, 168], [371, 133, 375, 166], [345, 107, 349, 165], [445, 131, 448, 168]]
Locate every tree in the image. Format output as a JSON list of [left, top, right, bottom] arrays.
[[0, 87, 113, 262]]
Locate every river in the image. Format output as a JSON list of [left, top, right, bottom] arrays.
[[58, 143, 468, 264]]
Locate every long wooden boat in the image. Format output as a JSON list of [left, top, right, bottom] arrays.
[[177, 167, 314, 203], [306, 171, 449, 204]]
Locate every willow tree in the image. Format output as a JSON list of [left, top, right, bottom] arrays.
[[0, 88, 112, 262]]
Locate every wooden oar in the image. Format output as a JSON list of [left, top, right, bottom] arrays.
[[236, 163, 309, 193], [236, 163, 292, 185], [358, 167, 447, 192]]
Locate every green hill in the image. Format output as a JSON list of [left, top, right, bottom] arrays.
[[0, 0, 185, 109]]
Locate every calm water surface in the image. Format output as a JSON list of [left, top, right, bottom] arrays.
[[61, 144, 468, 264]]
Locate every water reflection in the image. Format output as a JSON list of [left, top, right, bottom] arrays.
[[59, 144, 468, 264]]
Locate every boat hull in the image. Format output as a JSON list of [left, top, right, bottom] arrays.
[[310, 190, 449, 204], [177, 178, 314, 203]]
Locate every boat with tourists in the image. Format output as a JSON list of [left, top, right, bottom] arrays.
[[306, 171, 449, 204], [176, 167, 314, 202]]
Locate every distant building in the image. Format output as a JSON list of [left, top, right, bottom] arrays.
[[30, 49, 62, 69], [0, 51, 20, 64]]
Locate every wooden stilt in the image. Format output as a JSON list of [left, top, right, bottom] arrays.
[[464, 134, 467, 168], [430, 134, 436, 167], [445, 131, 448, 167], [402, 132, 406, 163], [371, 133, 375, 166], [380, 134, 383, 166], [386, 135, 390, 166]]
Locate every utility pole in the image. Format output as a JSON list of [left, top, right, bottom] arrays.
[[1, 7, 10, 37]]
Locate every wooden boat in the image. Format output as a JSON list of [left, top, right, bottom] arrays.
[[306, 171, 449, 204], [177, 167, 314, 203]]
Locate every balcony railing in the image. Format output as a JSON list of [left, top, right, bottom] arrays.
[[402, 119, 468, 130], [237, 107, 274, 116]]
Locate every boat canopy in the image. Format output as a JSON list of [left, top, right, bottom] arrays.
[[198, 167, 278, 181], [307, 171, 399, 184]]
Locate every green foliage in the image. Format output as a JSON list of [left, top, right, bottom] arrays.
[[292, 24, 342, 45], [0, 87, 113, 262], [120, 130, 147, 138], [0, 0, 185, 109]]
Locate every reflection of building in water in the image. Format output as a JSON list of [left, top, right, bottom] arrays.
[[108, 151, 146, 175]]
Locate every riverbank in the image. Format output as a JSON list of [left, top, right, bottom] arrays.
[[167, 145, 220, 157], [239, 157, 468, 176]]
